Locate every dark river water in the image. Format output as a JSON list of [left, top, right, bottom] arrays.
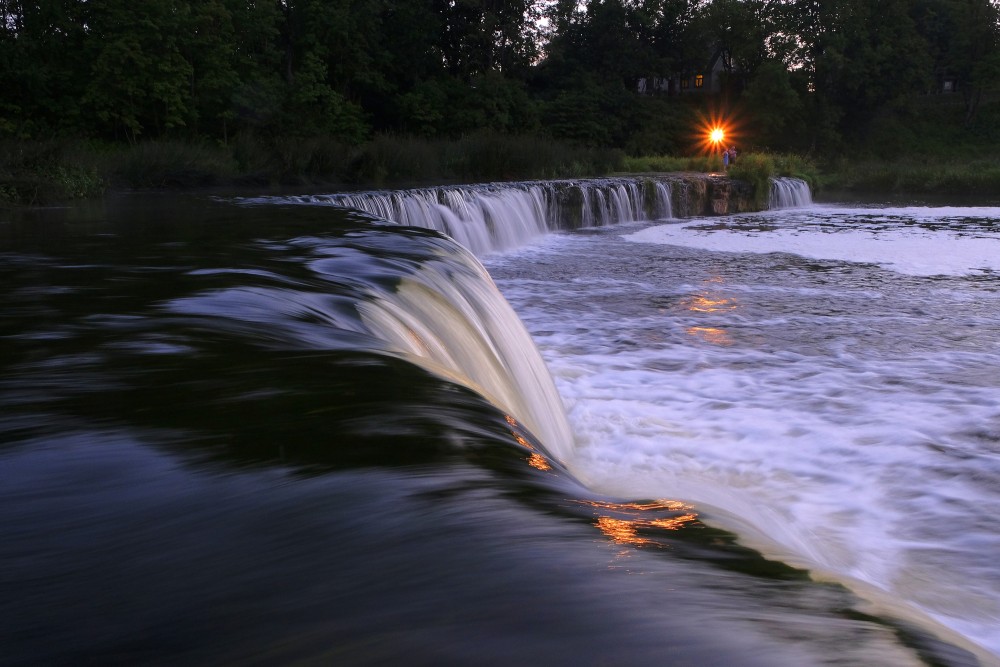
[[2, 186, 997, 666]]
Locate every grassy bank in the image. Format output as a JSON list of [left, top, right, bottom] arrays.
[[621, 154, 724, 174], [7, 134, 992, 208], [0, 134, 625, 206], [817, 157, 1000, 197], [1, 135, 811, 208]]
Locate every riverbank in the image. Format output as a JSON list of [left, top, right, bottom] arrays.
[[0, 136, 812, 210], [816, 157, 1000, 199], [5, 135, 993, 209], [0, 135, 625, 207]]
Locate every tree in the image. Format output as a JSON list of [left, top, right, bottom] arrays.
[[698, 0, 777, 85], [0, 0, 89, 137], [84, 0, 194, 141], [767, 0, 937, 146], [438, 0, 543, 80], [185, 0, 241, 141], [942, 0, 1000, 125], [266, 0, 370, 140], [227, 0, 285, 136], [741, 59, 804, 148]]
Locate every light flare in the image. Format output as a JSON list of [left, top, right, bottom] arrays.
[[691, 108, 743, 157]]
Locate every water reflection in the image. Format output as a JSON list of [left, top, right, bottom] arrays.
[[506, 414, 553, 471], [686, 325, 734, 346], [577, 499, 700, 546], [684, 294, 737, 313], [1, 194, 986, 667], [682, 275, 737, 345]]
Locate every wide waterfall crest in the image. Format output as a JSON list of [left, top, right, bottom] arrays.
[[242, 174, 815, 259], [356, 243, 574, 461], [770, 177, 813, 209], [277, 178, 674, 257]]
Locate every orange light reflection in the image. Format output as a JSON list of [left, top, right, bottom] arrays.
[[580, 500, 693, 512], [528, 453, 552, 471], [686, 326, 733, 346], [684, 294, 737, 313], [507, 414, 553, 471], [578, 500, 699, 547]]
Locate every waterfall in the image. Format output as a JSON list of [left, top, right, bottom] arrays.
[[270, 178, 675, 257], [168, 227, 575, 461], [652, 181, 674, 220], [238, 173, 810, 259], [355, 242, 574, 461], [770, 177, 813, 209]]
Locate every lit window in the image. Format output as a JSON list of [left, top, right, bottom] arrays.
[[695, 74, 704, 88]]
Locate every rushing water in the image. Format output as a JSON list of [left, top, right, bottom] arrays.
[[2, 181, 999, 666]]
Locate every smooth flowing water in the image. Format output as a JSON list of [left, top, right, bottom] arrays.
[[2, 181, 999, 666]]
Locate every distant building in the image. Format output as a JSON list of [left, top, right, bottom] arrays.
[[637, 47, 731, 96], [929, 64, 959, 94]]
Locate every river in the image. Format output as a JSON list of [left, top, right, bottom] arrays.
[[2, 179, 999, 666]]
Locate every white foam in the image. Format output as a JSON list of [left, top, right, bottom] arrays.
[[557, 340, 1000, 661], [490, 205, 1000, 661], [624, 205, 1000, 276]]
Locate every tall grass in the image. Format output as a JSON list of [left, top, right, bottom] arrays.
[[104, 141, 237, 188], [25, 133, 997, 208], [1, 132, 633, 205], [768, 153, 819, 188], [230, 134, 356, 185], [819, 158, 1000, 196], [728, 153, 776, 208], [622, 154, 723, 173], [0, 140, 105, 205]]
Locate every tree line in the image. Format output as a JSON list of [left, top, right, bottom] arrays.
[[2, 0, 999, 155]]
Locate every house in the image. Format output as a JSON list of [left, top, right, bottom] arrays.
[[637, 47, 731, 96], [935, 67, 959, 94]]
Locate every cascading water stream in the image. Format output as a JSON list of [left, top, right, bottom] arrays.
[[770, 177, 813, 208], [248, 177, 678, 256], [162, 229, 576, 463], [234, 176, 694, 458], [245, 175, 811, 257], [303, 174, 1000, 661], [11, 175, 1000, 665], [354, 246, 575, 461], [233, 175, 812, 462]]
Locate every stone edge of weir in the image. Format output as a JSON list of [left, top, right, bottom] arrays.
[[626, 171, 761, 216]]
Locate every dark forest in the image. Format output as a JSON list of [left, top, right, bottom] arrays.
[[3, 1, 1000, 198]]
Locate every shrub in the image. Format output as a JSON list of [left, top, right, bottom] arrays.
[[0, 140, 105, 205], [106, 141, 236, 188], [729, 153, 777, 208], [819, 158, 1000, 196]]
